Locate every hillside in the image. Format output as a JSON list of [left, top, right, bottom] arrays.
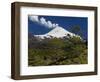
[[28, 34, 87, 66]]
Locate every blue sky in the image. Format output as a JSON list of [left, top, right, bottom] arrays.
[[28, 15, 88, 40]]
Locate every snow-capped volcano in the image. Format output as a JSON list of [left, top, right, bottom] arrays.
[[34, 26, 80, 39]]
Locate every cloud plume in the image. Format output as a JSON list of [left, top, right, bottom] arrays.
[[29, 15, 59, 29], [29, 16, 39, 22]]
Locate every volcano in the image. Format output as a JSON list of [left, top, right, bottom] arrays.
[[34, 26, 80, 39]]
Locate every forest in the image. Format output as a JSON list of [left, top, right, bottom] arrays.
[[28, 34, 88, 66]]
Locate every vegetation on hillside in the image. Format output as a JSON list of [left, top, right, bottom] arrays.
[[28, 35, 88, 66]]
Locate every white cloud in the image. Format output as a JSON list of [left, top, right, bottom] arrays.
[[40, 17, 56, 28], [55, 24, 59, 27], [29, 15, 39, 22], [47, 21, 52, 28], [29, 15, 59, 29], [40, 17, 48, 27], [52, 24, 56, 28]]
